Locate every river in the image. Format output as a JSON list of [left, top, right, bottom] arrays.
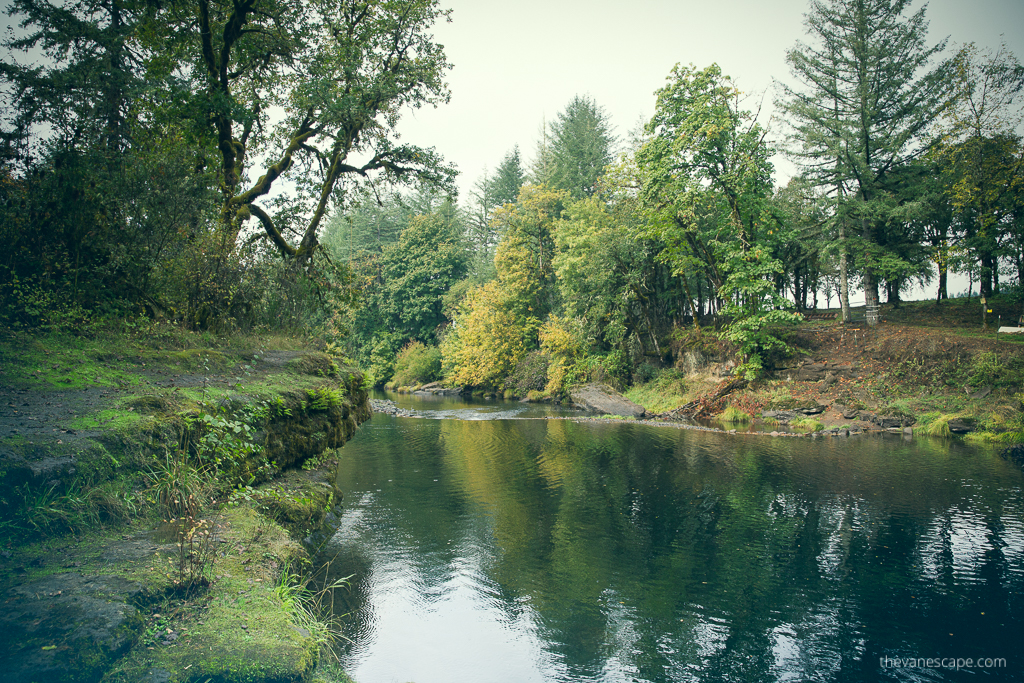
[[317, 393, 1024, 682]]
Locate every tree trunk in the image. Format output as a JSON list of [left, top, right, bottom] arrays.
[[864, 268, 881, 326], [839, 228, 851, 323], [980, 253, 994, 300]]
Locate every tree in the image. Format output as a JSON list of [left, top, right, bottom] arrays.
[[638, 63, 798, 375], [545, 95, 615, 199], [342, 204, 467, 384], [441, 185, 566, 387], [465, 146, 526, 280], [1, 0, 146, 157], [779, 0, 952, 325], [490, 145, 526, 207], [163, 0, 457, 264], [934, 43, 1024, 299]]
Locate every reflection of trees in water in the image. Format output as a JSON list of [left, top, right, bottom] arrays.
[[326, 413, 1024, 680]]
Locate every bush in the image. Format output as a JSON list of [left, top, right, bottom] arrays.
[[391, 341, 441, 387], [504, 351, 550, 398]]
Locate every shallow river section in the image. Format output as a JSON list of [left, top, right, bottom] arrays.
[[321, 395, 1024, 682]]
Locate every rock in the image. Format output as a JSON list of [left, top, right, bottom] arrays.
[[1002, 444, 1024, 466], [947, 418, 975, 434], [0, 573, 147, 683], [969, 385, 992, 400], [569, 383, 646, 418], [872, 414, 917, 429], [762, 410, 797, 423]]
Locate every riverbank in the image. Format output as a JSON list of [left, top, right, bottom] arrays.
[[0, 323, 370, 683], [622, 300, 1024, 443]]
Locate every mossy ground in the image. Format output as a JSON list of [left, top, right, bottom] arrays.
[[103, 506, 318, 683], [1, 322, 368, 682]]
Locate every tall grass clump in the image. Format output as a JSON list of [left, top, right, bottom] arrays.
[[720, 405, 752, 424], [790, 417, 824, 433]]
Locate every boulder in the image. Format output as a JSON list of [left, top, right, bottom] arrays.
[[762, 410, 797, 423], [947, 418, 975, 434], [569, 383, 646, 418]]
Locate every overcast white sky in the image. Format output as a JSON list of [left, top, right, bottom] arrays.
[[399, 0, 1024, 201]]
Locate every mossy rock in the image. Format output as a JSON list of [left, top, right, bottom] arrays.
[[124, 394, 181, 415], [768, 397, 821, 412], [291, 352, 339, 378], [259, 482, 335, 539]]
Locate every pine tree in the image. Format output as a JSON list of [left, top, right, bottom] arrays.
[[542, 95, 615, 199], [779, 0, 952, 325]]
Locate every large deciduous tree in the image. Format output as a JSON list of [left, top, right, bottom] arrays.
[[638, 63, 797, 375], [779, 0, 952, 325], [171, 0, 457, 264]]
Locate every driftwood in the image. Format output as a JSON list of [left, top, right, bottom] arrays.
[[657, 377, 748, 420]]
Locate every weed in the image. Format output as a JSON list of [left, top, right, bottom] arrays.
[[625, 369, 695, 414], [915, 412, 956, 438], [146, 450, 211, 518], [274, 562, 351, 660], [790, 417, 824, 433], [719, 405, 752, 423], [165, 516, 216, 591]]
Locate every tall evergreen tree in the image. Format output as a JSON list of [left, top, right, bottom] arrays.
[[490, 145, 526, 207], [544, 95, 615, 198], [778, 0, 952, 325]]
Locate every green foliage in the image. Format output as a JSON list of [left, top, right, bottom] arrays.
[[540, 95, 616, 198], [441, 186, 565, 388], [145, 450, 212, 519], [539, 315, 589, 395], [391, 341, 442, 387], [624, 369, 690, 414], [504, 351, 551, 397], [639, 63, 799, 373], [553, 192, 680, 358]]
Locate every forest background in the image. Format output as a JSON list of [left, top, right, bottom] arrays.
[[2, 0, 1024, 396]]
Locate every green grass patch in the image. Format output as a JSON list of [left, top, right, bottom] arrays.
[[914, 412, 957, 438], [625, 370, 691, 414], [69, 409, 150, 431], [790, 417, 824, 433], [719, 405, 752, 424]]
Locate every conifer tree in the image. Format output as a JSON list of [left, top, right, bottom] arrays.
[[779, 0, 952, 325]]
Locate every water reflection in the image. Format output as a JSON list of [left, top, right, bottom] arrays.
[[319, 398, 1024, 682]]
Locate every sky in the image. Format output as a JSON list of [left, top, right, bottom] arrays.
[[398, 0, 1024, 202]]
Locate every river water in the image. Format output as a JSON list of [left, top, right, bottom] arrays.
[[319, 394, 1024, 682]]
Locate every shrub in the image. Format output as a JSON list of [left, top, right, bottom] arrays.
[[391, 341, 441, 387], [540, 315, 589, 395], [504, 351, 550, 398]]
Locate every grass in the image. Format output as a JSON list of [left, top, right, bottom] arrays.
[[789, 417, 824, 433], [719, 405, 752, 424], [625, 369, 703, 414]]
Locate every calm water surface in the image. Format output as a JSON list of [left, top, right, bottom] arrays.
[[320, 394, 1024, 682]]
